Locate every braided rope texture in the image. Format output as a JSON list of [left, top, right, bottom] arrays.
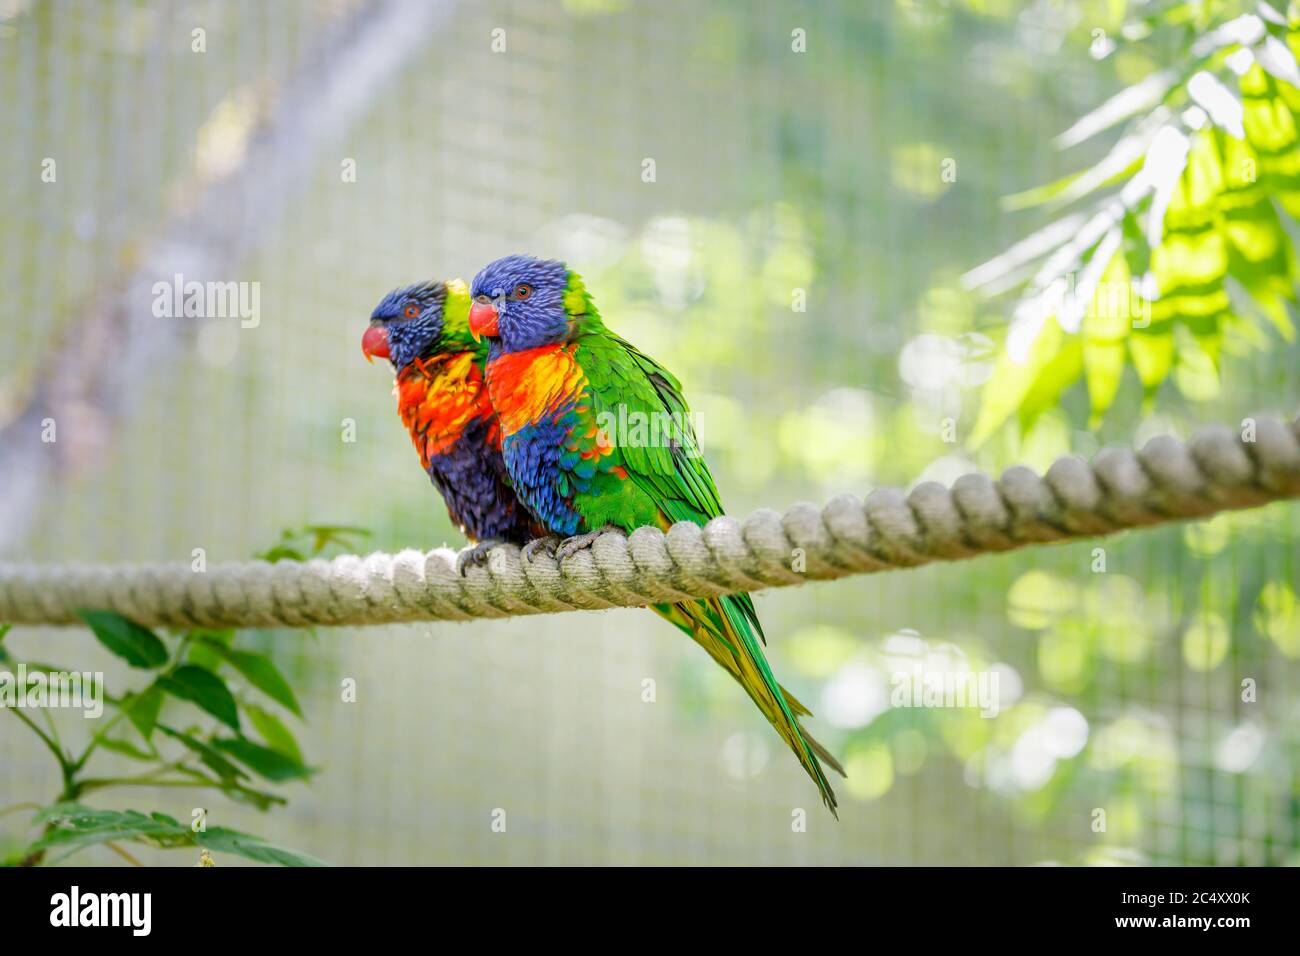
[[2, 417, 1298, 629]]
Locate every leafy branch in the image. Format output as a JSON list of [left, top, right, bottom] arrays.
[[966, 0, 1300, 443], [0, 526, 358, 867], [255, 523, 371, 563]]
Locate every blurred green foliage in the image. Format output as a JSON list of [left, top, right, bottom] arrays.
[[969, 0, 1300, 440], [0, 527, 344, 866]]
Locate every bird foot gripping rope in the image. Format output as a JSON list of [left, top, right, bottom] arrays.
[[1, 417, 1297, 630]]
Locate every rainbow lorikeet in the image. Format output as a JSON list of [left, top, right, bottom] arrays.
[[466, 255, 844, 814], [362, 278, 538, 570]]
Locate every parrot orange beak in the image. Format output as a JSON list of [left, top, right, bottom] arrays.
[[467, 301, 499, 342], [361, 325, 390, 363]]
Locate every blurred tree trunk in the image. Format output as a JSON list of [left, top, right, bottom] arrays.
[[0, 0, 455, 555]]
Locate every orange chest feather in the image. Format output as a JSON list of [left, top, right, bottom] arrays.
[[486, 344, 587, 437], [395, 352, 496, 467]]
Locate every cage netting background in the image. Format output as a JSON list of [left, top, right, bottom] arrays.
[[1, 0, 1297, 865]]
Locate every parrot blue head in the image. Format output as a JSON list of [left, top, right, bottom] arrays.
[[363, 280, 456, 370], [467, 255, 578, 353]]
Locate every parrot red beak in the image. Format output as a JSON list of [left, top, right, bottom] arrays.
[[361, 325, 390, 363], [467, 301, 499, 342]]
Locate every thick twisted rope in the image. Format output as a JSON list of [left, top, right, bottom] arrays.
[[2, 417, 1298, 629]]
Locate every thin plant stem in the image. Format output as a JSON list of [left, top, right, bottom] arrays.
[[104, 841, 145, 867], [8, 708, 67, 769]]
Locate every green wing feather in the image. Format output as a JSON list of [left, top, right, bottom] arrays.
[[566, 329, 840, 814]]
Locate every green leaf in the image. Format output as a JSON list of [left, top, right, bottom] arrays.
[[158, 666, 240, 731], [969, 318, 1083, 447], [1148, 135, 1229, 337], [31, 805, 192, 857], [1083, 341, 1126, 426], [205, 643, 302, 717], [185, 643, 224, 673], [1003, 147, 1145, 212], [244, 702, 304, 762], [157, 725, 247, 781], [304, 524, 371, 555], [27, 803, 328, 866], [222, 782, 289, 811], [120, 686, 164, 740], [213, 736, 313, 782], [256, 545, 307, 563], [1016, 335, 1084, 435], [185, 630, 235, 672], [190, 628, 237, 645], [77, 610, 168, 669], [1218, 134, 1298, 339], [1241, 64, 1300, 175], [96, 736, 158, 762], [971, 34, 1300, 435], [256, 524, 371, 563], [1129, 324, 1176, 395], [1052, 69, 1178, 151], [0, 623, 10, 663], [1083, 252, 1135, 424], [196, 827, 329, 867]]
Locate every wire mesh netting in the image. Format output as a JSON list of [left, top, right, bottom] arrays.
[[1, 0, 1297, 865]]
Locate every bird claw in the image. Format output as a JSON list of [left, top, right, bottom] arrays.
[[554, 526, 617, 562], [456, 539, 501, 576], [521, 535, 561, 564]]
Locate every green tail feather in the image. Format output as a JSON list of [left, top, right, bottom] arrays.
[[653, 597, 841, 816]]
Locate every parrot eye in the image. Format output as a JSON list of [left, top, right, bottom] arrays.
[[513, 283, 532, 300], [402, 303, 421, 319]]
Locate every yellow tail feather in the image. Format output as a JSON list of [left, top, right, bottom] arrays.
[[653, 600, 841, 814]]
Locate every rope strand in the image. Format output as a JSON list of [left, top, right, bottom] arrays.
[[2, 416, 1297, 629]]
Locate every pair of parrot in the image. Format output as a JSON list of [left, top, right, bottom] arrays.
[[362, 256, 843, 815]]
